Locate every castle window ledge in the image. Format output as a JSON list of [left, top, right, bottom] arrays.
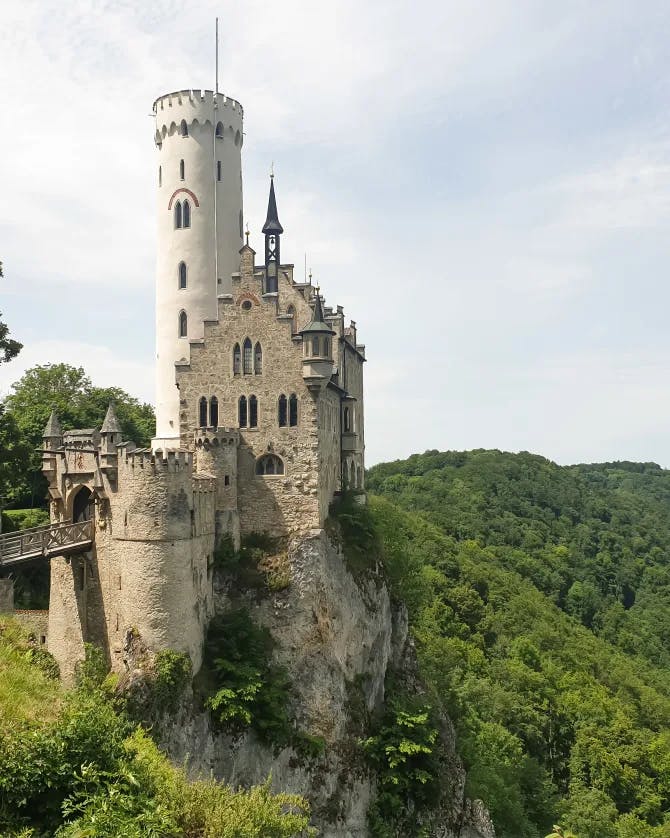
[[218, 294, 234, 302]]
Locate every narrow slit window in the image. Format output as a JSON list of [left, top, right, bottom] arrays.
[[243, 338, 252, 374], [199, 397, 207, 427], [178, 310, 188, 338], [343, 406, 351, 432], [289, 394, 298, 427], [180, 159, 185, 180], [254, 342, 262, 374], [216, 121, 224, 138], [233, 343, 241, 375], [183, 200, 191, 228], [249, 395, 258, 428], [174, 200, 182, 229], [180, 119, 188, 137], [217, 160, 222, 181], [278, 394, 287, 427], [238, 395, 247, 427], [312, 337, 320, 356], [209, 396, 218, 428], [159, 165, 162, 187], [178, 261, 187, 289]]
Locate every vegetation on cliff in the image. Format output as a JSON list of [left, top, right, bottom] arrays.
[[0, 618, 313, 837], [367, 450, 670, 838]]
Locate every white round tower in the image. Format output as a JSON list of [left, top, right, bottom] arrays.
[[152, 89, 244, 449]]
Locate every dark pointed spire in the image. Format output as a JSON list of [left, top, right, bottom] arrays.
[[300, 288, 335, 335], [101, 403, 122, 434], [43, 409, 62, 438], [262, 176, 283, 235]]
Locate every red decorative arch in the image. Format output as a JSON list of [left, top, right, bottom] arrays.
[[168, 188, 200, 209]]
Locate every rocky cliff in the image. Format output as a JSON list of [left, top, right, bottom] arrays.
[[158, 526, 494, 838]]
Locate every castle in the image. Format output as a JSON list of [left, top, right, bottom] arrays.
[[41, 88, 366, 680]]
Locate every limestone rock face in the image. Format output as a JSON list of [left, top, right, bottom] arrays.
[[161, 530, 494, 838]]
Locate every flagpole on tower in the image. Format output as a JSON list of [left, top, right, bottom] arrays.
[[215, 17, 219, 95]]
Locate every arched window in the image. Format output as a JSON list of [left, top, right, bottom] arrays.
[[215, 121, 224, 138], [183, 200, 191, 228], [233, 343, 241, 375], [198, 397, 208, 427], [254, 342, 262, 374], [209, 396, 218, 428], [180, 119, 188, 137], [278, 394, 287, 427], [249, 395, 258, 428], [312, 337, 320, 356], [323, 337, 331, 357], [174, 200, 182, 229], [289, 394, 298, 427], [287, 305, 296, 334], [178, 310, 187, 338], [217, 160, 221, 181], [256, 454, 284, 476], [159, 165, 162, 187], [178, 262, 187, 289], [179, 159, 185, 180], [343, 406, 351, 432], [243, 338, 253, 375], [238, 396, 247, 427]]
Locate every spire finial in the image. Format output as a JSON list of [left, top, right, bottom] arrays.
[[309, 269, 313, 284], [245, 222, 250, 247], [270, 160, 274, 179]]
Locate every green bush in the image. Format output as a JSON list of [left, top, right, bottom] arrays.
[[327, 492, 381, 578], [3, 508, 49, 530]]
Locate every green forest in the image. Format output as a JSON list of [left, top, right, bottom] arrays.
[[366, 450, 670, 837]]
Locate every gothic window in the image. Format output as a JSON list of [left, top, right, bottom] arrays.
[[174, 200, 182, 229], [254, 342, 262, 374], [217, 161, 222, 181], [289, 394, 298, 427], [180, 159, 185, 180], [238, 395, 247, 427], [215, 121, 224, 138], [249, 395, 258, 428], [183, 199, 191, 228], [180, 119, 188, 137], [178, 261, 187, 289], [343, 406, 351, 432], [278, 394, 287, 427], [198, 397, 207, 427], [243, 338, 253, 375], [323, 337, 330, 357], [178, 310, 188, 338], [209, 396, 218, 428], [233, 343, 241, 375], [159, 166, 162, 187], [256, 454, 284, 476], [287, 305, 296, 334], [312, 337, 320, 356]]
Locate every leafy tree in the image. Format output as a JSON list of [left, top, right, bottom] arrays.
[[0, 261, 22, 365]]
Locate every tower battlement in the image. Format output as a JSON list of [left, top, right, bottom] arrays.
[[194, 428, 239, 448], [154, 89, 243, 142], [118, 448, 193, 477]]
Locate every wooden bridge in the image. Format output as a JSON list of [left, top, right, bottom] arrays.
[[0, 521, 94, 568]]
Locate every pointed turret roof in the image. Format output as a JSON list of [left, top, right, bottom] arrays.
[[43, 409, 62, 438], [300, 290, 336, 335], [262, 176, 284, 235], [101, 403, 122, 434]]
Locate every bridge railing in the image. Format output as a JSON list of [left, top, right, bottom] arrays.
[[0, 520, 94, 566]]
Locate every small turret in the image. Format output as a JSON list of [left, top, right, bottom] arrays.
[[100, 403, 121, 471], [300, 289, 335, 392], [42, 409, 63, 481], [262, 175, 283, 294]]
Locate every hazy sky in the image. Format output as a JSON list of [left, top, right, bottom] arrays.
[[1, 0, 670, 466]]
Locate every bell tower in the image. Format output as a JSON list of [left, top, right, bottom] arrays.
[[262, 174, 283, 294]]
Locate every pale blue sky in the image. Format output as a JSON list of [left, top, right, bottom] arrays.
[[1, 0, 670, 466]]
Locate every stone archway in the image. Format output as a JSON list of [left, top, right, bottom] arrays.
[[72, 486, 93, 523]]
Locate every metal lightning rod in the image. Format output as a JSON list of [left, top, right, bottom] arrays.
[[215, 17, 219, 95]]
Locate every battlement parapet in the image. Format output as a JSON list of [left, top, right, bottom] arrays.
[[194, 428, 240, 448], [118, 448, 194, 476], [154, 89, 243, 143]]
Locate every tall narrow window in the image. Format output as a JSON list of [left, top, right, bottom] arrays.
[[287, 305, 296, 334], [159, 165, 162, 187], [174, 200, 182, 229], [238, 395, 247, 427], [216, 121, 224, 138], [178, 261, 187, 289], [199, 397, 207, 427], [254, 342, 262, 374], [179, 159, 185, 180], [180, 119, 188, 137], [217, 161, 221, 181], [323, 337, 331, 356], [249, 395, 258, 428], [312, 337, 320, 356], [233, 343, 241, 375], [343, 407, 351, 432], [278, 394, 287, 427], [243, 338, 252, 374], [209, 396, 218, 428], [178, 310, 187, 338], [289, 394, 298, 427], [183, 200, 191, 228]]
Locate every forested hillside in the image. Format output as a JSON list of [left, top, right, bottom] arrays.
[[367, 450, 670, 838]]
